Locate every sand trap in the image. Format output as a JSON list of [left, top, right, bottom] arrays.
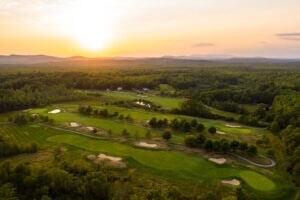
[[138, 142, 158, 148], [217, 130, 226, 135], [87, 154, 97, 161], [48, 109, 61, 114], [209, 158, 226, 164], [221, 179, 240, 186], [22, 109, 32, 112], [86, 126, 94, 131], [136, 101, 145, 106], [225, 124, 241, 128], [98, 154, 122, 162], [70, 122, 79, 127]]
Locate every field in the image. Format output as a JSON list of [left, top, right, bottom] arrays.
[[0, 89, 297, 199]]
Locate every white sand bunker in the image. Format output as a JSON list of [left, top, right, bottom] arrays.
[[136, 101, 145, 106], [86, 126, 94, 131], [209, 158, 226, 164], [98, 154, 122, 162], [138, 142, 158, 148], [225, 124, 241, 128], [48, 109, 61, 114], [221, 179, 240, 186], [217, 130, 226, 135], [70, 122, 79, 127], [135, 101, 151, 108]]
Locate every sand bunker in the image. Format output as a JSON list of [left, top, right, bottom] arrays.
[[48, 109, 61, 114], [136, 101, 145, 106], [209, 158, 226, 164], [221, 179, 240, 186], [138, 142, 158, 148], [217, 130, 226, 135], [87, 154, 96, 161], [225, 124, 241, 128], [86, 126, 94, 131], [98, 154, 122, 162], [70, 122, 79, 127]]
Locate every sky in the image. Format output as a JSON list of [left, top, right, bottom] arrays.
[[0, 0, 300, 58]]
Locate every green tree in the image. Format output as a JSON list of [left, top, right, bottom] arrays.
[[162, 131, 172, 141], [208, 126, 216, 134]]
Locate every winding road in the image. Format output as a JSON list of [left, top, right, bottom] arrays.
[[229, 153, 276, 167]]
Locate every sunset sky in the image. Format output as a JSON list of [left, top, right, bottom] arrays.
[[0, 0, 300, 58]]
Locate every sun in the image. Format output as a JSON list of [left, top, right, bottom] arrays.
[[62, 0, 116, 51]]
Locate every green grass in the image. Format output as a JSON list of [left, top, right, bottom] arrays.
[[30, 104, 262, 137], [0, 123, 293, 198], [240, 171, 276, 191], [89, 90, 184, 109], [47, 133, 276, 191], [204, 105, 240, 120]]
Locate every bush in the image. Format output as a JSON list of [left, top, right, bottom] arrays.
[[208, 126, 216, 134], [162, 131, 172, 141]]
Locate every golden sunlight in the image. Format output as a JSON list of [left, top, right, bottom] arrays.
[[62, 0, 116, 51]]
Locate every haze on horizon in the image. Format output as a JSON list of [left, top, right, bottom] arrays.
[[0, 0, 300, 58]]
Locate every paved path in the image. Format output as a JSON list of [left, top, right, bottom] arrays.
[[39, 123, 110, 140], [229, 153, 276, 167]]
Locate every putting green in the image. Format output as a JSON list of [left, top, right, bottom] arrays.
[[240, 171, 276, 191]]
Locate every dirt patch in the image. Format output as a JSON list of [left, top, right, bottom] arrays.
[[209, 158, 226, 164], [48, 109, 61, 114], [70, 122, 79, 127], [137, 142, 158, 148], [225, 124, 241, 128], [217, 130, 226, 135], [221, 179, 240, 186]]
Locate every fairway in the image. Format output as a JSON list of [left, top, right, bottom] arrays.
[[47, 133, 276, 192], [30, 104, 262, 137], [92, 90, 184, 109]]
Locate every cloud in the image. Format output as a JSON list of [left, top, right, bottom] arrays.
[[193, 43, 215, 47], [276, 33, 300, 37], [276, 32, 300, 41]]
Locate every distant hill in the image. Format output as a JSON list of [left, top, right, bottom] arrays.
[[0, 54, 299, 65], [0, 54, 64, 64]]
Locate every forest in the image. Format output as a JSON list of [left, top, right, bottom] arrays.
[[0, 60, 299, 199]]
